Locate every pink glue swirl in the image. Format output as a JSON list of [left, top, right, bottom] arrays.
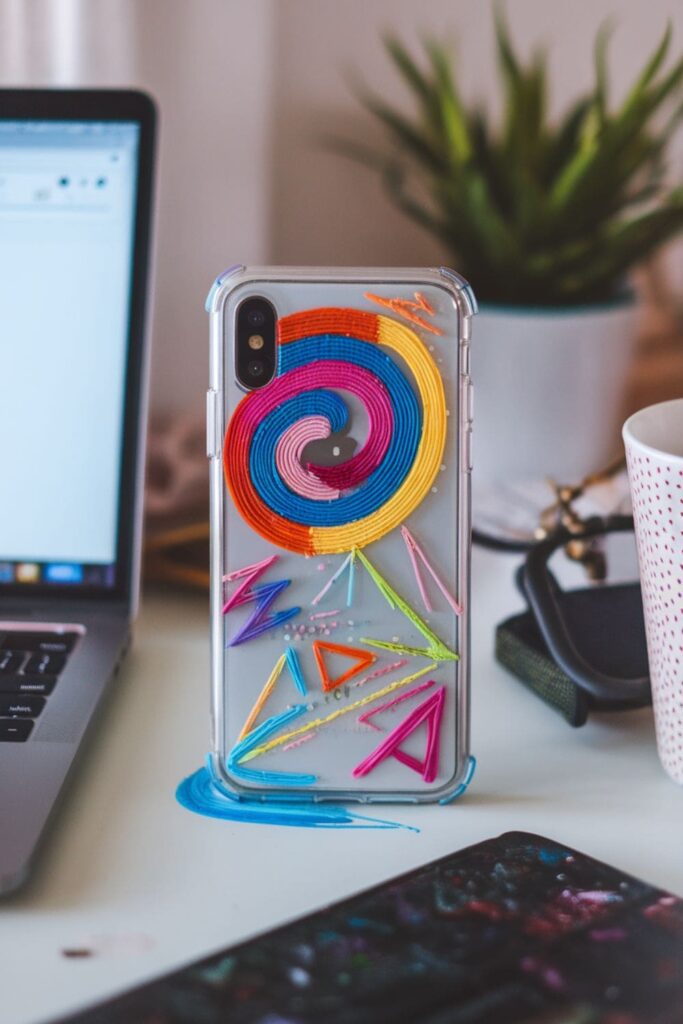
[[276, 416, 340, 501]]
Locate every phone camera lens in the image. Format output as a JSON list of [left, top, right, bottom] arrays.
[[237, 296, 276, 390], [247, 309, 266, 328]]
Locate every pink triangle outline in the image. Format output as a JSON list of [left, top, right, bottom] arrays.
[[353, 685, 446, 783]]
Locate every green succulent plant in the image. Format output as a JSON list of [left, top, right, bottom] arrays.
[[345, 14, 683, 306]]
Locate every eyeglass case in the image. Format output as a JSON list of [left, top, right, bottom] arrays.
[[496, 516, 650, 726]]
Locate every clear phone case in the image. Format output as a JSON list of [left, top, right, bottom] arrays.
[[206, 267, 476, 803]]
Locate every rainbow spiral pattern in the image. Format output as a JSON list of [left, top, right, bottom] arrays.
[[224, 308, 447, 555]]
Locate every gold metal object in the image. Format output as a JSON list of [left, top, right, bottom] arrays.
[[535, 457, 626, 580]]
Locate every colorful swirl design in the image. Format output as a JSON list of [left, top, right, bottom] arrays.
[[224, 308, 447, 555]]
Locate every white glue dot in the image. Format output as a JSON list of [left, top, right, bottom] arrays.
[[348, 636, 354, 642], [392, 636, 400, 643], [284, 634, 290, 641], [432, 487, 438, 493], [440, 464, 446, 472], [332, 446, 340, 457]]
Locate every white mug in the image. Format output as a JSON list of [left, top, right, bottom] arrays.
[[624, 398, 683, 784]]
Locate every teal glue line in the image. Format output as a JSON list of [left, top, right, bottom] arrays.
[[229, 704, 308, 762], [285, 645, 307, 695], [228, 705, 317, 787], [229, 760, 316, 787], [347, 552, 356, 607]]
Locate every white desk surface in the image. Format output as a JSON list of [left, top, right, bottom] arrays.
[[3, 546, 682, 1024]]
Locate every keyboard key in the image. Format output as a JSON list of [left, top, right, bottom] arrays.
[[0, 696, 45, 717], [24, 652, 66, 676], [0, 719, 33, 742], [0, 632, 78, 654], [0, 651, 24, 673], [0, 675, 57, 696]]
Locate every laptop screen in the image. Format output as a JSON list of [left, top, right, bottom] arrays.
[[0, 119, 141, 590]]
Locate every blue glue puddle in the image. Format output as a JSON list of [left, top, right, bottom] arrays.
[[176, 760, 418, 831]]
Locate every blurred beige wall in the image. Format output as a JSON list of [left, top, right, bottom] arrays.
[[0, 0, 275, 415], [271, 0, 683, 269], [1, 0, 682, 415]]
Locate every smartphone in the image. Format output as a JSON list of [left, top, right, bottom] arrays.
[[206, 267, 476, 803]]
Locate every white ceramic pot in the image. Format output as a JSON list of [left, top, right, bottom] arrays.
[[471, 298, 640, 511]]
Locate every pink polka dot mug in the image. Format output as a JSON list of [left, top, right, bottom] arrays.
[[624, 398, 683, 785]]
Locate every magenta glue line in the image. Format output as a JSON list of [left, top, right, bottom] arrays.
[[401, 526, 462, 616], [222, 554, 278, 614], [352, 686, 446, 783], [358, 678, 437, 728]]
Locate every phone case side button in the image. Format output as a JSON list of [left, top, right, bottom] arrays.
[[206, 389, 219, 458]]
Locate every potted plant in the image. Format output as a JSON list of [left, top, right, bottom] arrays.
[[343, 15, 683, 513]]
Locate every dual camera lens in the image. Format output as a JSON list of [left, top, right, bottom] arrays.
[[235, 297, 276, 389]]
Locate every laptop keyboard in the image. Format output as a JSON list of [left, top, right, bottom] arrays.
[[0, 632, 79, 741]]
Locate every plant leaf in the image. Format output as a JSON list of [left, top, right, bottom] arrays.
[[621, 21, 672, 116], [593, 19, 614, 126], [356, 89, 445, 173], [342, 24, 683, 305], [424, 40, 472, 164]]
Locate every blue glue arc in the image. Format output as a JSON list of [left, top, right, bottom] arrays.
[[176, 760, 417, 830]]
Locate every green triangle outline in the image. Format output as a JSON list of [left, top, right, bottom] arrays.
[[352, 548, 457, 663]]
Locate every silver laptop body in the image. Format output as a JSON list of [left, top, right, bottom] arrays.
[[0, 89, 156, 893]]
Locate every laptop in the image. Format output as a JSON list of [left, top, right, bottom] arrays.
[[0, 90, 156, 894]]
